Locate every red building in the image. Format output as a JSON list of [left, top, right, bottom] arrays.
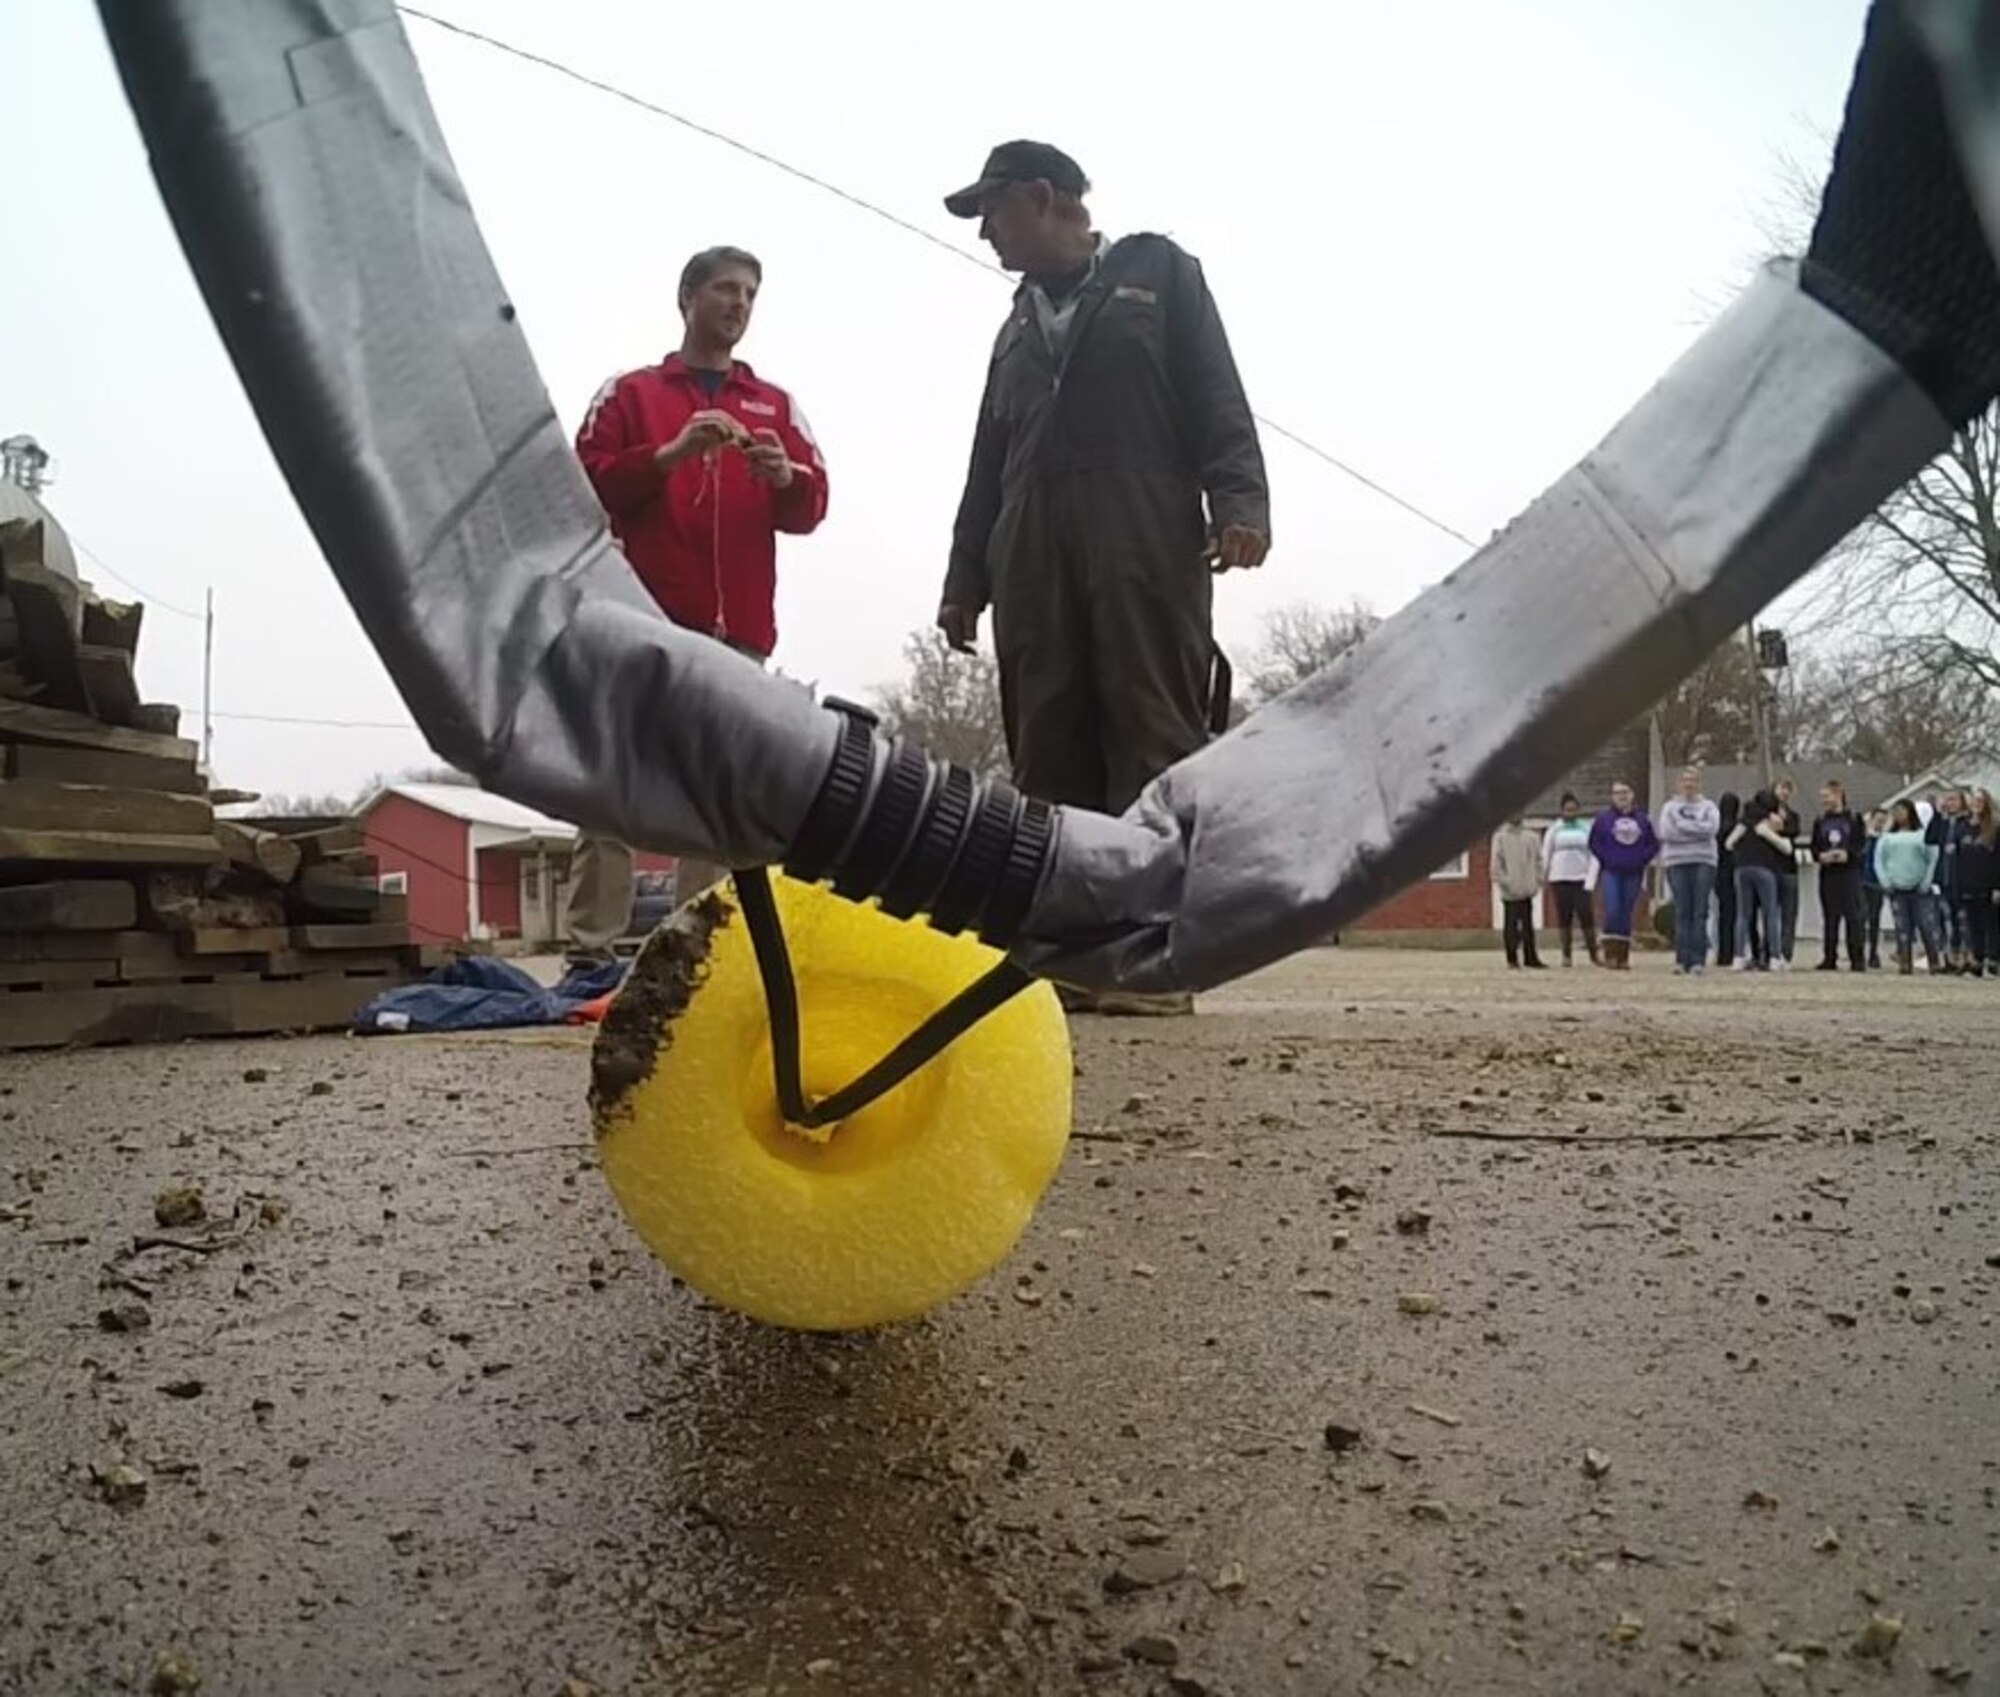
[[356, 783, 670, 948]]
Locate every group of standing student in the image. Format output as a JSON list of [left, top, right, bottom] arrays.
[[1490, 796, 1603, 968], [1496, 774, 1704, 971], [1490, 772, 2000, 977], [1871, 787, 2000, 975]]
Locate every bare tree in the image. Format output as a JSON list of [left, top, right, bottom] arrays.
[[1242, 599, 1380, 707], [1653, 641, 1762, 767], [1839, 660, 1999, 775], [871, 628, 1009, 778], [256, 791, 353, 816], [1757, 161, 2000, 725], [398, 762, 475, 787], [1767, 647, 1853, 763], [1820, 419, 2000, 696], [1644, 618, 1968, 771], [1772, 636, 1999, 776]]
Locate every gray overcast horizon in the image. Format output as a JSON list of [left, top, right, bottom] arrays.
[[6, 0, 1869, 802]]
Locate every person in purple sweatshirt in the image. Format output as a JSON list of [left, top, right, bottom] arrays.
[[1588, 780, 1660, 971]]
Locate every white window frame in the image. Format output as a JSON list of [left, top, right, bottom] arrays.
[[377, 870, 410, 896], [1429, 851, 1469, 880]]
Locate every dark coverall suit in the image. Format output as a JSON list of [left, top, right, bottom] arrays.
[[943, 233, 1270, 815]]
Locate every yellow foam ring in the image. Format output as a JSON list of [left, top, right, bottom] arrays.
[[591, 872, 1073, 1331]]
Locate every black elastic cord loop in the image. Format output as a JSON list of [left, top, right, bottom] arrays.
[[796, 959, 1035, 1129], [735, 866, 811, 1124], [734, 866, 1036, 1132]]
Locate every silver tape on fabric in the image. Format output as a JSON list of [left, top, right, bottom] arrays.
[[1018, 265, 1951, 993], [96, 0, 840, 864]]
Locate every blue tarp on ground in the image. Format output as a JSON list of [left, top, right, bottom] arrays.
[[353, 955, 625, 1034]]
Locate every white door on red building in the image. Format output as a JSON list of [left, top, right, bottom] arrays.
[[516, 852, 569, 947], [545, 858, 569, 946], [519, 856, 547, 946]]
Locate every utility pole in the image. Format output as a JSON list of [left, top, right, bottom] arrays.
[[1745, 620, 1774, 789], [201, 587, 215, 775]]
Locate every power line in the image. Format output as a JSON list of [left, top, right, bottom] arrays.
[[399, 6, 992, 280], [63, 534, 205, 621], [1252, 418, 1477, 549], [37, 546, 424, 733], [211, 708, 423, 731], [396, 5, 1479, 553]]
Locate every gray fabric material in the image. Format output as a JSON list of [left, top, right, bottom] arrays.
[[104, 1, 1980, 1007], [1017, 266, 1952, 993], [97, 0, 841, 870], [991, 474, 1214, 814]]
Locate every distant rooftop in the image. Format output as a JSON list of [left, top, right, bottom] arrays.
[[362, 782, 577, 839]]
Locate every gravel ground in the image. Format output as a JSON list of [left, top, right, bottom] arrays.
[[2, 948, 1996, 1697]]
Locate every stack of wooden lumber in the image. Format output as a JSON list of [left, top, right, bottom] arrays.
[[1, 488, 440, 1051]]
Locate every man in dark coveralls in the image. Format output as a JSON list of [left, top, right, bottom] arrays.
[[938, 141, 1270, 1013]]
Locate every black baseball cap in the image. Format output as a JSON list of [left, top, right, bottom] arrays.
[[943, 141, 1089, 218]]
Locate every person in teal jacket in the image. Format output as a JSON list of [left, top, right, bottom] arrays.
[[1874, 800, 1944, 974]]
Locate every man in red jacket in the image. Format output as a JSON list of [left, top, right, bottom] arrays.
[[565, 244, 828, 959]]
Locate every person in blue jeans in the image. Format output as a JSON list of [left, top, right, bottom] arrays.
[[1961, 788, 1999, 976], [1587, 780, 1660, 970], [1859, 807, 1888, 970], [1714, 792, 1742, 967], [1926, 788, 1974, 972], [1657, 766, 1720, 974], [1810, 779, 1870, 971], [1878, 799, 1945, 973], [1726, 788, 1791, 970]]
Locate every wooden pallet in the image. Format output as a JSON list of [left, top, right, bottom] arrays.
[[0, 945, 441, 994], [0, 697, 196, 764], [0, 924, 432, 965], [0, 921, 446, 1047], [0, 974, 411, 1051]]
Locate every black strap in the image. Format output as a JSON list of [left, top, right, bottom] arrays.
[[735, 866, 1034, 1131]]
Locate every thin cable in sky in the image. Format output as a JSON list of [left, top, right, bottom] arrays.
[[211, 709, 423, 731], [399, 6, 994, 279], [396, 4, 1479, 552], [64, 535, 205, 621], [1253, 419, 1480, 549]]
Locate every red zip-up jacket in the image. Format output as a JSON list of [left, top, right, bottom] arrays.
[[576, 354, 828, 657]]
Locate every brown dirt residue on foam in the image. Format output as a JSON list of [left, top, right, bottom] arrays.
[[588, 890, 731, 1122]]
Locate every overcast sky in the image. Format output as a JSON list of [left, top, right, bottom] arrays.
[[7, 0, 1869, 802]]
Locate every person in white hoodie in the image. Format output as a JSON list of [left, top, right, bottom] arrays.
[[1540, 792, 1599, 966], [1658, 765, 1722, 974]]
